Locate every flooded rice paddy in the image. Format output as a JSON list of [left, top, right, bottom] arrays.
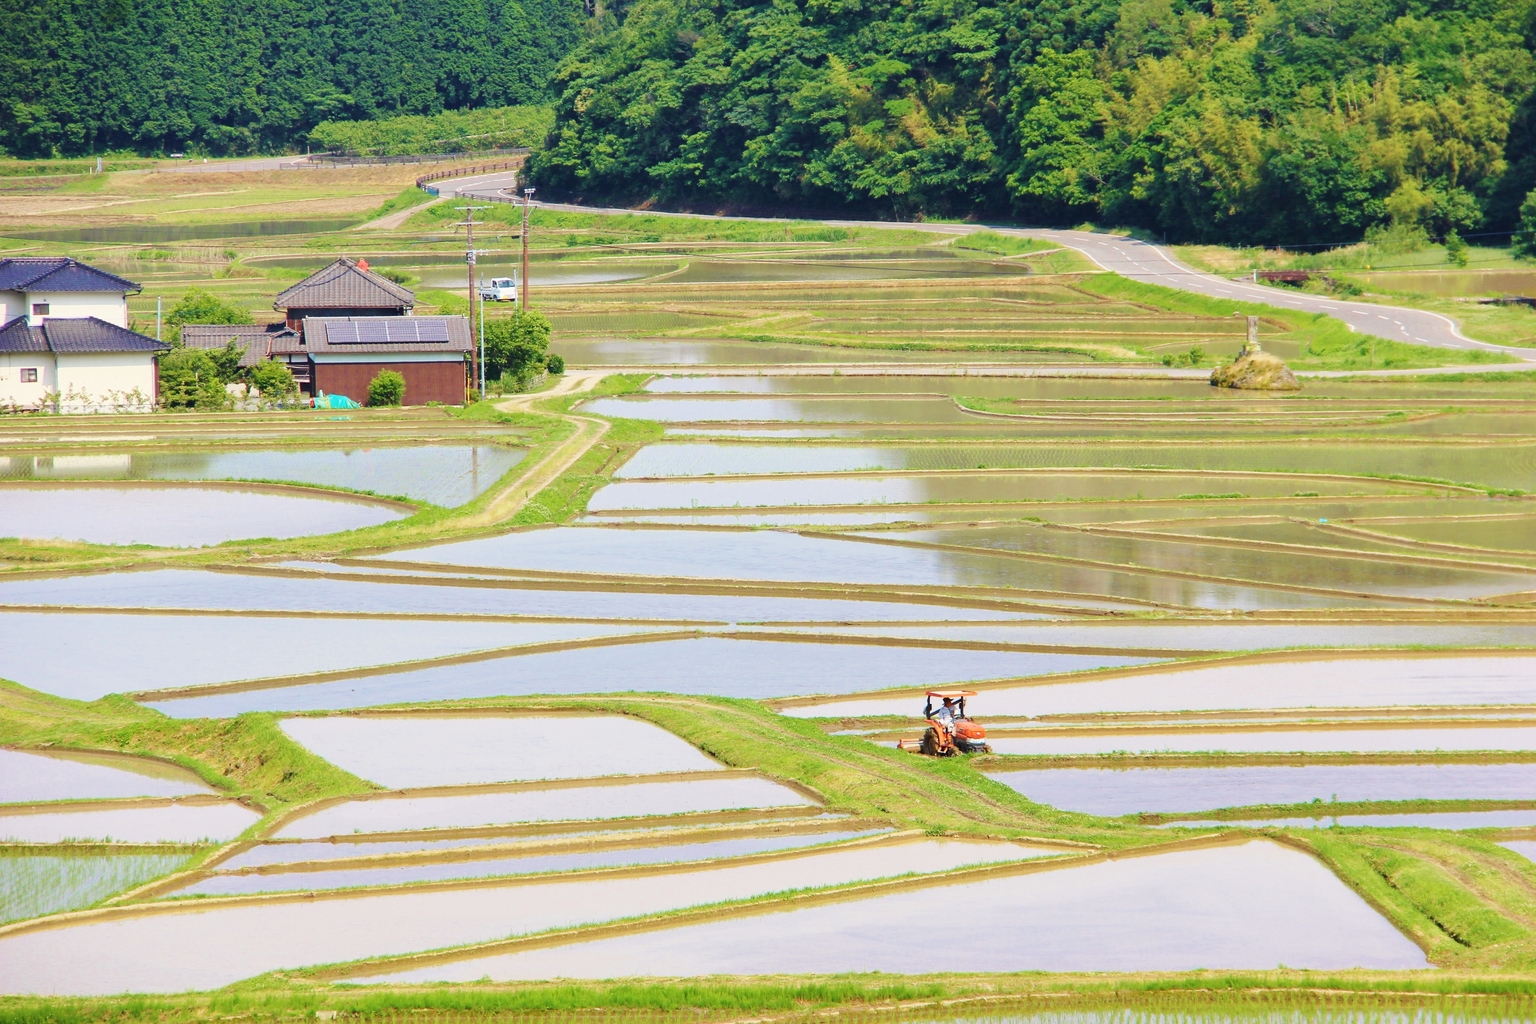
[[1166, 810, 1536, 829], [366, 841, 1426, 980], [1, 850, 193, 924], [784, 656, 1536, 719], [985, 724, 1536, 756], [278, 715, 724, 786], [167, 830, 890, 897], [144, 638, 1159, 717], [1, 749, 212, 803], [0, 613, 658, 700], [272, 776, 818, 837], [0, 802, 261, 844], [0, 446, 523, 507], [0, 485, 405, 546], [986, 764, 1536, 817], [0, 838, 1042, 994]]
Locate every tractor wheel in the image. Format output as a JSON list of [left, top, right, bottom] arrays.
[[920, 727, 941, 756]]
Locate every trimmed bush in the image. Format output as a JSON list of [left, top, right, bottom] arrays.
[[367, 369, 406, 406]]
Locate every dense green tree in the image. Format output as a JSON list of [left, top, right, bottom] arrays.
[[527, 0, 1536, 243], [1513, 188, 1536, 259], [484, 310, 552, 387], [0, 0, 583, 156], [158, 347, 231, 410], [250, 360, 300, 404]]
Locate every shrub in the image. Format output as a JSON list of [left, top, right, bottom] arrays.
[[250, 360, 299, 405], [546, 352, 565, 375], [367, 369, 406, 406], [158, 347, 231, 410], [163, 289, 252, 343], [484, 310, 552, 381]]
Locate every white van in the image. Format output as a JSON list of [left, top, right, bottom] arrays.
[[480, 277, 519, 303]]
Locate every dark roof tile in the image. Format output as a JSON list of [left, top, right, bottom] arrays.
[[275, 258, 414, 311], [40, 318, 169, 353], [0, 258, 139, 294], [0, 316, 48, 353], [180, 322, 296, 367]]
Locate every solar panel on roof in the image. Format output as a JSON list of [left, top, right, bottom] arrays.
[[326, 319, 451, 344]]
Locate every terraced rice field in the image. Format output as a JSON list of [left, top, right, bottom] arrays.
[[6, 223, 1536, 1005]]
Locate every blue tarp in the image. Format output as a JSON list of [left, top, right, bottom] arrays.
[[317, 394, 360, 409]]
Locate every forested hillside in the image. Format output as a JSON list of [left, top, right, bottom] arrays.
[[0, 0, 582, 157], [529, 0, 1536, 242]]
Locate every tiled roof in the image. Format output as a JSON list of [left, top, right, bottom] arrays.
[[41, 317, 169, 353], [181, 322, 297, 367], [0, 258, 139, 294], [274, 258, 414, 311], [0, 316, 48, 352], [303, 315, 471, 355]]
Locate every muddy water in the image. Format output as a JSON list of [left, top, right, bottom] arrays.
[[986, 724, 1536, 756], [279, 716, 723, 787], [783, 657, 1536, 720], [0, 803, 261, 844], [0, 567, 1030, 623], [0, 486, 404, 546], [584, 397, 986, 424], [146, 639, 1158, 718], [0, 613, 655, 701], [273, 776, 817, 838], [0, 446, 525, 508], [987, 763, 1536, 816], [0, 838, 1041, 994], [367, 841, 1426, 980], [169, 830, 890, 896], [0, 750, 210, 804]]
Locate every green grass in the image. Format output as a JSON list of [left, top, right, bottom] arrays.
[[0, 849, 195, 924]]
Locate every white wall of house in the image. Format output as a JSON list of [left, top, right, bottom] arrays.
[[55, 353, 157, 412], [0, 352, 58, 411], [25, 291, 129, 327], [0, 290, 22, 324]]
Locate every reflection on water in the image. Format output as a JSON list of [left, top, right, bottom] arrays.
[[279, 714, 723, 787], [0, 485, 404, 546], [365, 841, 1427, 980], [1, 749, 211, 804], [557, 339, 1062, 365], [987, 725, 1536, 756], [988, 763, 1536, 816], [0, 445, 523, 507], [0, 802, 261, 844]]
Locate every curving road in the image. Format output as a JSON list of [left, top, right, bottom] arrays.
[[435, 170, 1535, 363]]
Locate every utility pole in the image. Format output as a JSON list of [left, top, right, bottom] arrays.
[[478, 272, 486, 398], [521, 187, 536, 309], [455, 204, 490, 398], [156, 296, 162, 341]]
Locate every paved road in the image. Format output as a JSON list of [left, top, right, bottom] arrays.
[[432, 171, 1535, 363]]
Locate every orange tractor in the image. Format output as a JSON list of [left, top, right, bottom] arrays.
[[897, 689, 991, 756]]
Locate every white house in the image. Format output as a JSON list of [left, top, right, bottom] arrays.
[[0, 258, 168, 413]]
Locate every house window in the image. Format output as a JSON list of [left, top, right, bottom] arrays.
[[31, 303, 49, 317], [20, 368, 37, 383]]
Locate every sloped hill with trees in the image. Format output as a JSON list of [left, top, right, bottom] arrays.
[[528, 0, 1536, 243], [0, 0, 583, 157]]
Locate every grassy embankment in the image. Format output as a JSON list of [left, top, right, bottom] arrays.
[[1176, 240, 1536, 351]]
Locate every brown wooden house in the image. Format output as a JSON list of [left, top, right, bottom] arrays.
[[182, 258, 471, 405]]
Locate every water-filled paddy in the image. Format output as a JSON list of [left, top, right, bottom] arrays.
[[169, 830, 889, 897], [1356, 516, 1536, 554], [279, 715, 722, 787], [367, 840, 1425, 980], [0, 802, 261, 844], [985, 724, 1536, 756], [0, 838, 1041, 994], [1167, 810, 1536, 829], [557, 339, 1064, 366], [274, 776, 817, 838], [610, 441, 1535, 493], [585, 396, 987, 424], [0, 486, 405, 546], [0, 446, 524, 507], [783, 657, 1536, 719], [592, 473, 1422, 513], [0, 613, 656, 700], [367, 527, 1392, 610], [0, 749, 211, 804], [987, 763, 1536, 817], [148, 639, 1156, 717], [1, 850, 193, 924], [0, 568, 1033, 623]]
